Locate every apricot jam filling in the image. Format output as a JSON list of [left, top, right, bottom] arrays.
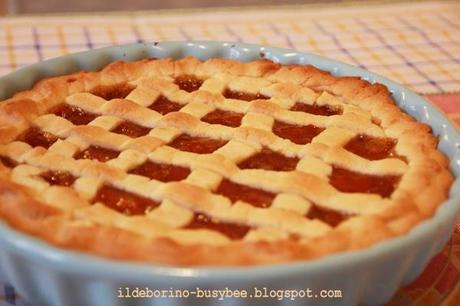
[[18, 127, 58, 149], [92, 185, 160, 216], [40, 170, 77, 187], [215, 179, 276, 208], [0, 156, 17, 168], [149, 95, 183, 115], [74, 145, 120, 162], [290, 102, 341, 116], [344, 134, 398, 161], [223, 89, 269, 101], [111, 121, 151, 138], [238, 147, 299, 171], [129, 161, 191, 182], [184, 213, 251, 240], [329, 166, 400, 198], [272, 120, 324, 145], [201, 109, 244, 127], [51, 104, 98, 125], [307, 204, 350, 227], [90, 83, 135, 100], [168, 134, 228, 154], [175, 75, 203, 92]]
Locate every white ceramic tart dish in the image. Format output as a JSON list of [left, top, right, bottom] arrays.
[[0, 41, 459, 306]]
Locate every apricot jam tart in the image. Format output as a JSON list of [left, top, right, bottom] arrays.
[[0, 57, 453, 266]]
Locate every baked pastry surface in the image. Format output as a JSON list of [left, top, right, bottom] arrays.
[[0, 57, 453, 266]]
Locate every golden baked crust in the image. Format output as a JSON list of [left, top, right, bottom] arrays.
[[0, 57, 453, 266]]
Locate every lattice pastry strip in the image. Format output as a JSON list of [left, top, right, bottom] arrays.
[[0, 57, 453, 266], [1, 82, 410, 211], [6, 146, 333, 243], [0, 76, 406, 198]]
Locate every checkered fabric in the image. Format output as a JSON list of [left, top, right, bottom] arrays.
[[0, 1, 459, 306], [0, 1, 459, 95]]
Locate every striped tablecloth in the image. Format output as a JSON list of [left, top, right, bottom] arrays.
[[0, 1, 459, 305]]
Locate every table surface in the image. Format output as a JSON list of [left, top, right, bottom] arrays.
[[0, 1, 459, 305]]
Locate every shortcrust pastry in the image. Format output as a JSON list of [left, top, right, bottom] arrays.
[[0, 57, 453, 266]]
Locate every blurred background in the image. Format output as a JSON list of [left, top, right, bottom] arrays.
[[1, 0, 362, 14]]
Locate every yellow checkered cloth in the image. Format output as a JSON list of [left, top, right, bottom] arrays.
[[0, 1, 459, 95]]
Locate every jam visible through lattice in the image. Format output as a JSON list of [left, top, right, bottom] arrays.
[[345, 134, 398, 160], [18, 127, 58, 149], [201, 109, 243, 127], [272, 120, 324, 145], [74, 145, 120, 162], [216, 179, 276, 208], [238, 147, 299, 171], [40, 170, 77, 187], [111, 121, 151, 138], [307, 204, 349, 227], [129, 161, 190, 182], [92, 185, 160, 216], [168, 134, 228, 154], [185, 213, 251, 240], [0, 156, 17, 168], [149, 96, 184, 115], [175, 75, 203, 92], [51, 104, 98, 125], [329, 166, 400, 198], [290, 102, 341, 116], [223, 89, 269, 101], [90, 83, 135, 100]]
